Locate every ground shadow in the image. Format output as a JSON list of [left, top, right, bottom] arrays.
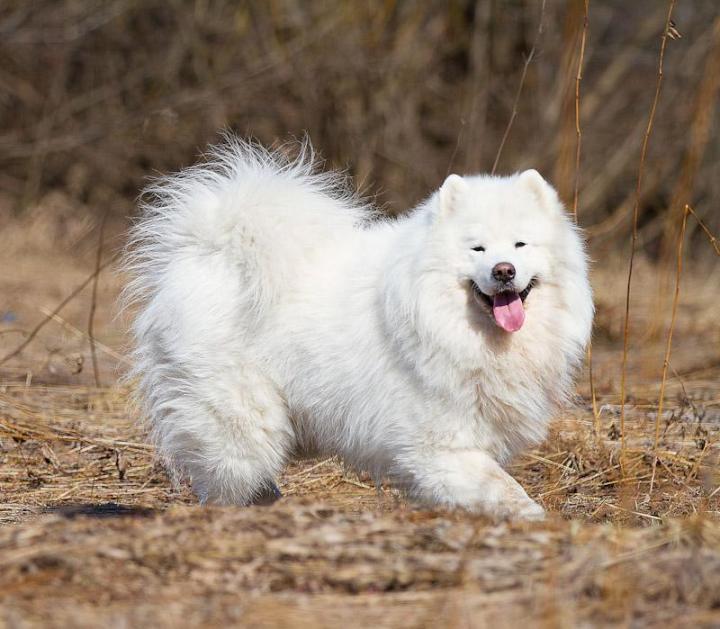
[[44, 502, 157, 520]]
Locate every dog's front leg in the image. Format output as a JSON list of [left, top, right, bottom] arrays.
[[406, 449, 544, 520]]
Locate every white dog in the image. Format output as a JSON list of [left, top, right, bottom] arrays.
[[126, 139, 593, 519]]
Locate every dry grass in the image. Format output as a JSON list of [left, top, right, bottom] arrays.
[[0, 374, 718, 626], [2, 506, 720, 628], [1, 375, 718, 525], [1, 2, 720, 625]]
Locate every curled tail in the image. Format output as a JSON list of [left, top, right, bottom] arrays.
[[125, 137, 370, 320]]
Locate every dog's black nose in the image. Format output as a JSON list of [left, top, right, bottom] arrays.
[[492, 262, 516, 283]]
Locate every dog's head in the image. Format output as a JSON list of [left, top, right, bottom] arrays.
[[428, 169, 587, 334]]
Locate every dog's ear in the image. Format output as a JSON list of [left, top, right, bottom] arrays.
[[518, 169, 561, 213], [438, 174, 468, 217]]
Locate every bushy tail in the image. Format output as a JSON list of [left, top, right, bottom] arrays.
[[124, 136, 370, 320]]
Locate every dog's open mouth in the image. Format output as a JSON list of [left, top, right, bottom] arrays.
[[471, 278, 537, 333]]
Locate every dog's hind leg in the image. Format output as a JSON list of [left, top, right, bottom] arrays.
[[402, 449, 544, 520], [149, 363, 295, 506]]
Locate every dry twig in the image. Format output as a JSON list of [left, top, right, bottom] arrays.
[[88, 211, 109, 387], [686, 205, 720, 256], [0, 251, 121, 366], [572, 0, 589, 222], [491, 0, 546, 175], [649, 205, 688, 495], [619, 0, 677, 473]]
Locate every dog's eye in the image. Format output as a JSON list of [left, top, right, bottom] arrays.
[[515, 241, 526, 248], [472, 245, 485, 252]]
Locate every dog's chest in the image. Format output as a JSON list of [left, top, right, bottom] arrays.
[[467, 354, 564, 458]]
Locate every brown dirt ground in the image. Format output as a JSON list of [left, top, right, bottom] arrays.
[[0, 215, 719, 627]]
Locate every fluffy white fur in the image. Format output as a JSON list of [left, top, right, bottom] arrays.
[[126, 139, 593, 519]]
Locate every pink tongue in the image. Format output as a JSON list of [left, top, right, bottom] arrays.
[[492, 292, 525, 332]]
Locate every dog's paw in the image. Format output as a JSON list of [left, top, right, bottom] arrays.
[[474, 497, 545, 521], [515, 499, 545, 521]]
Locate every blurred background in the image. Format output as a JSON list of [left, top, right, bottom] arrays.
[[2, 1, 719, 240], [0, 0, 718, 383]]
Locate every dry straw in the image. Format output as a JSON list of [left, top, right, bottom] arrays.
[[88, 210, 109, 388], [571, 0, 600, 433], [650, 204, 688, 495], [619, 0, 677, 473], [572, 0, 589, 223]]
